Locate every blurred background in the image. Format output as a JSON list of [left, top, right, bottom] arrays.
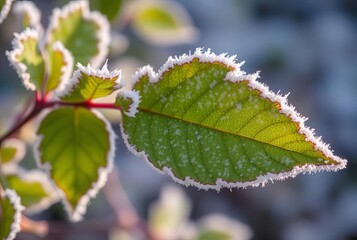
[[0, 0, 356, 239]]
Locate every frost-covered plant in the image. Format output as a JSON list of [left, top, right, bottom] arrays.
[[0, 0, 347, 239]]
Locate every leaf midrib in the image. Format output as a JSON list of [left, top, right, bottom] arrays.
[[137, 107, 333, 164]]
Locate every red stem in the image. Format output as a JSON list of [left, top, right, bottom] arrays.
[[0, 95, 121, 145]]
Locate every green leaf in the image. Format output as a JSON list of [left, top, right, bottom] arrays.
[[3, 167, 59, 213], [36, 107, 115, 221], [0, 189, 24, 240], [196, 231, 231, 240], [0, 0, 14, 24], [0, 139, 26, 165], [149, 185, 191, 239], [58, 62, 121, 102], [193, 214, 252, 240], [45, 0, 110, 67], [12, 1, 42, 30], [120, 49, 346, 190], [90, 0, 123, 21], [127, 0, 198, 46], [45, 41, 73, 94], [6, 28, 45, 91]]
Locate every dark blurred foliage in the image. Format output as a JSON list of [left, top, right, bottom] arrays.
[[1, 1, 357, 240]]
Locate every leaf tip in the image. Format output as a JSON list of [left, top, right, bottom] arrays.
[[116, 90, 141, 117]]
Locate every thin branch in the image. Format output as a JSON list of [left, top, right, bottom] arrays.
[[0, 96, 122, 145], [0, 99, 41, 145], [104, 169, 156, 239]]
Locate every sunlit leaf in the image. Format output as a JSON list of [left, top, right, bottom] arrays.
[[36, 107, 115, 221], [116, 90, 140, 117], [193, 214, 253, 240], [2, 166, 59, 213], [120, 48, 346, 190], [6, 28, 45, 91], [90, 0, 123, 22], [0, 0, 14, 24], [45, 0, 110, 68], [149, 185, 191, 240], [45, 41, 73, 94], [127, 0, 198, 46], [0, 189, 24, 240], [13, 1, 42, 30], [0, 139, 25, 165], [58, 62, 121, 102]]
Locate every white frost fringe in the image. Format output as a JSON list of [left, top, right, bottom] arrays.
[[34, 108, 116, 221], [0, 0, 14, 24], [57, 61, 122, 99], [13, 0, 42, 30], [2, 165, 60, 214], [122, 48, 347, 191], [6, 28, 40, 91], [117, 90, 141, 117], [44, 0, 110, 68], [2, 189, 25, 240]]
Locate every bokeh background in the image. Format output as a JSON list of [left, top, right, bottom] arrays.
[[0, 0, 356, 239]]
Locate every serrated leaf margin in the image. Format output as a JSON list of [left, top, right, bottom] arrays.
[[2, 165, 60, 214], [6, 28, 41, 91], [116, 90, 141, 117], [34, 108, 116, 221], [1, 189, 25, 240], [56, 61, 122, 100], [44, 0, 110, 68], [13, 0, 42, 31], [120, 48, 347, 190], [0, 0, 14, 24]]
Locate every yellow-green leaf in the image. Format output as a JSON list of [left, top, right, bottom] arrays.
[[58, 62, 121, 103], [45, 41, 73, 94], [6, 28, 45, 91], [0, 189, 24, 240], [36, 107, 115, 221], [0, 139, 25, 165], [2, 167, 59, 213], [127, 0, 198, 46]]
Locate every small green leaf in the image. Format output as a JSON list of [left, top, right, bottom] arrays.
[[36, 107, 115, 221], [12, 1, 42, 30], [149, 185, 191, 240], [0, 189, 24, 240], [6, 28, 45, 91], [115, 90, 140, 117], [193, 214, 252, 240], [127, 0, 198, 46], [3, 167, 59, 213], [90, 0, 123, 22], [120, 49, 346, 190], [58, 62, 121, 102], [196, 231, 231, 240], [45, 0, 110, 67], [45, 41, 73, 94], [0, 0, 14, 24], [0, 139, 26, 165]]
